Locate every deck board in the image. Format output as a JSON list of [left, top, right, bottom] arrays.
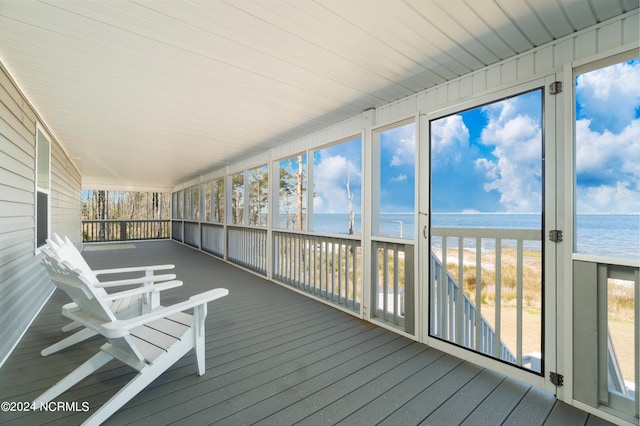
[[459, 376, 531, 425], [0, 240, 614, 425], [502, 385, 558, 425], [545, 402, 590, 425]]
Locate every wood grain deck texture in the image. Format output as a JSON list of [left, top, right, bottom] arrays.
[[0, 240, 612, 425]]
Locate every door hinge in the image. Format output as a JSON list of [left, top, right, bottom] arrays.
[[550, 371, 564, 386], [548, 229, 563, 243], [549, 81, 563, 94]]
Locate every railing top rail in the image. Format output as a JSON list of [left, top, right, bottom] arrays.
[[82, 219, 170, 223], [200, 222, 225, 227], [431, 227, 541, 240], [272, 228, 362, 242], [371, 235, 415, 246], [572, 253, 640, 268], [226, 224, 268, 232]]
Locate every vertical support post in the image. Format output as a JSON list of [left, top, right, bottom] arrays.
[[441, 237, 448, 339], [404, 244, 415, 335], [635, 268, 639, 418], [517, 239, 524, 365], [120, 221, 127, 241], [456, 237, 464, 346], [393, 246, 399, 324], [494, 239, 502, 358], [597, 264, 609, 404]]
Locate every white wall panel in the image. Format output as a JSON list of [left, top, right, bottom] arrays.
[[554, 38, 575, 67], [516, 54, 536, 80], [623, 13, 639, 44], [501, 59, 518, 84], [472, 72, 487, 96], [599, 20, 623, 52], [575, 31, 598, 61], [0, 63, 82, 367], [486, 65, 502, 91], [458, 76, 472, 101]]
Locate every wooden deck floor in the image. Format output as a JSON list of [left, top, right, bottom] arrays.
[[0, 240, 612, 425]]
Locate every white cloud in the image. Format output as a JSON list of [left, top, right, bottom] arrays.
[[576, 117, 640, 212], [574, 59, 640, 213], [577, 60, 640, 133], [313, 154, 361, 213], [577, 182, 640, 213], [575, 118, 640, 175], [391, 174, 407, 182], [388, 136, 415, 167], [477, 96, 543, 212], [430, 114, 469, 165]]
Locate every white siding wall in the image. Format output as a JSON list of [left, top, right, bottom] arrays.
[[0, 63, 82, 366]]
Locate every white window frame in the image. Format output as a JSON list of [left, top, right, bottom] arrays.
[[35, 123, 51, 253]]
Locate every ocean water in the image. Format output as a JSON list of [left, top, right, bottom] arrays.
[[310, 213, 639, 260]]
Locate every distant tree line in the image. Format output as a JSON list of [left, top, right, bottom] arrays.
[[82, 190, 171, 221]]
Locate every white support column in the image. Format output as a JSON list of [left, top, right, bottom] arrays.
[[243, 170, 249, 226], [412, 113, 422, 339], [223, 166, 230, 260], [199, 181, 205, 250], [266, 149, 276, 280], [417, 113, 430, 344], [307, 148, 314, 232], [361, 108, 376, 321]]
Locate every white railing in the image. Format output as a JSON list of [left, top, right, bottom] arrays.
[[430, 227, 542, 372], [201, 223, 225, 257], [372, 241, 414, 333], [431, 252, 517, 363], [273, 230, 361, 313], [599, 262, 638, 414], [227, 226, 267, 275]]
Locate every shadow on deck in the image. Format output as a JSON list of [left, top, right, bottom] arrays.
[[0, 240, 611, 425]]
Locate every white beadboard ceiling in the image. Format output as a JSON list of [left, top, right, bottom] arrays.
[[0, 0, 637, 190]]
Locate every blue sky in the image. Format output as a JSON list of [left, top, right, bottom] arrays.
[[379, 123, 416, 212]]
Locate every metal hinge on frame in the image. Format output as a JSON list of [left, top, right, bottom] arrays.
[[548, 229, 563, 243], [549, 81, 563, 94], [550, 371, 564, 386]]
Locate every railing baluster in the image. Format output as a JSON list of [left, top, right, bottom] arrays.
[[383, 245, 389, 321], [517, 239, 523, 365], [494, 239, 502, 358], [475, 236, 482, 354], [457, 237, 464, 345], [330, 241, 335, 301], [431, 251, 439, 336], [441, 238, 448, 339], [393, 246, 399, 324]]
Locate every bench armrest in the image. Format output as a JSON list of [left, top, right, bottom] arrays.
[[100, 288, 229, 337], [101, 280, 184, 302], [92, 264, 175, 276], [94, 274, 179, 288]]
